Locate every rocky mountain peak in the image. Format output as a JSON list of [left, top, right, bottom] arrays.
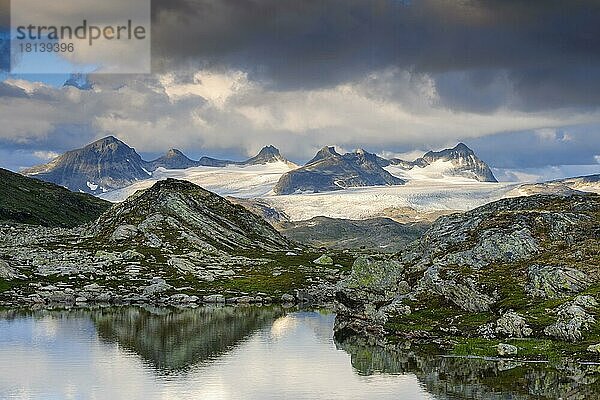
[[21, 135, 151, 194], [274, 146, 404, 194], [306, 146, 341, 165], [88, 136, 129, 152], [423, 142, 476, 162], [243, 145, 288, 165], [165, 149, 185, 158], [150, 149, 198, 170]]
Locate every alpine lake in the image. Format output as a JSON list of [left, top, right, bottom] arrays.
[[1, 305, 599, 400]]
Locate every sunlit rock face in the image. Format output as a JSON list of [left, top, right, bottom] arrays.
[[387, 143, 498, 183]]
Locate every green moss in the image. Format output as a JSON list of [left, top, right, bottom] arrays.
[[0, 279, 13, 293], [449, 337, 585, 362]]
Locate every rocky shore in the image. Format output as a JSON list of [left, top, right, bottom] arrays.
[[0, 179, 355, 309], [334, 194, 600, 361]]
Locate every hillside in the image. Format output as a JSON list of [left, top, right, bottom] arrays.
[[335, 193, 600, 360], [0, 168, 110, 227], [0, 178, 355, 307], [90, 178, 293, 254], [280, 216, 428, 252]]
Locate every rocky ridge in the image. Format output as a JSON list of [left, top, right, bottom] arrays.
[[335, 193, 600, 360], [0, 179, 354, 308], [22, 137, 293, 194]]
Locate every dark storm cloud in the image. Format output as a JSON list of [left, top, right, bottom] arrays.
[[150, 0, 600, 112]]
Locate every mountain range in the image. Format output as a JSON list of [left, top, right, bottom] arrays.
[[21, 137, 292, 194], [21, 137, 498, 196]]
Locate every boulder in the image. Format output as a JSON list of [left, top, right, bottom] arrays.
[[526, 265, 591, 299], [281, 293, 295, 303], [0, 260, 16, 279], [313, 255, 334, 265], [544, 295, 597, 342], [587, 344, 600, 353], [142, 279, 172, 296], [110, 224, 139, 241], [417, 265, 494, 312], [203, 294, 225, 303], [497, 343, 518, 356], [496, 311, 532, 338]]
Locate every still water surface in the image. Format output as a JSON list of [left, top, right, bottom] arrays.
[[0, 306, 598, 399]]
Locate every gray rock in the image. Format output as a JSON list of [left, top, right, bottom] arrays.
[[478, 322, 497, 339], [526, 265, 591, 299], [121, 249, 145, 261], [313, 255, 334, 265], [169, 294, 193, 303], [203, 294, 225, 303], [110, 224, 139, 241], [544, 295, 597, 342], [281, 293, 295, 303], [417, 265, 494, 312], [497, 343, 518, 356], [496, 311, 532, 338], [143, 281, 172, 296], [82, 283, 103, 292], [0, 260, 16, 279], [443, 228, 539, 269], [587, 343, 600, 353]]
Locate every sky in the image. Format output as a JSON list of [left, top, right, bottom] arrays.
[[0, 0, 599, 180]]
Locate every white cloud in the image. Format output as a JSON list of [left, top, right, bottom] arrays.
[[2, 68, 600, 162], [33, 151, 60, 160], [595, 155, 600, 164]]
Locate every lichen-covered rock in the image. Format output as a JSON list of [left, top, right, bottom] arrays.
[[338, 256, 405, 302], [110, 224, 139, 241], [313, 255, 334, 265], [497, 343, 518, 356], [544, 295, 597, 342], [0, 260, 16, 279], [526, 265, 592, 299], [142, 278, 172, 296], [495, 311, 533, 338], [587, 343, 600, 353], [416, 265, 494, 312], [443, 227, 539, 269], [203, 294, 225, 303]]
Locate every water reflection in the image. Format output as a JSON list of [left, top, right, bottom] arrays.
[[0, 307, 430, 400], [2, 307, 598, 399], [93, 305, 284, 371], [334, 333, 600, 399]]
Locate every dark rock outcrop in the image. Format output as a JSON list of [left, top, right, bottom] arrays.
[[273, 147, 405, 194]]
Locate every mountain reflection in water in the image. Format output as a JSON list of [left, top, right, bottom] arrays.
[[0, 306, 598, 399]]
